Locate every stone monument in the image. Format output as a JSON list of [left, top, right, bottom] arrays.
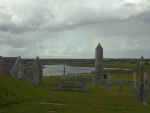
[[143, 72, 148, 106], [133, 72, 137, 94], [138, 56, 144, 102], [95, 43, 104, 80]]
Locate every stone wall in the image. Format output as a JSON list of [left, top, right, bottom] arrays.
[[11, 56, 24, 79], [0, 56, 8, 76], [23, 57, 43, 86]]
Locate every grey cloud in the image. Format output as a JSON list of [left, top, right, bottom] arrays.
[[0, 0, 150, 58], [122, 3, 136, 8], [132, 10, 150, 23]]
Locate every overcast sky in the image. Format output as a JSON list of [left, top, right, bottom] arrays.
[[0, 0, 150, 59]]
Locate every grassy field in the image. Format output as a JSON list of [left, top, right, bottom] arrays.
[[0, 74, 150, 113], [0, 76, 43, 107], [0, 61, 150, 113]]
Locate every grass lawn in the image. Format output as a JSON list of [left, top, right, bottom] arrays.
[[0, 74, 150, 113]]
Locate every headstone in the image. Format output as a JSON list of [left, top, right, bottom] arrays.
[[143, 72, 148, 106], [133, 72, 137, 94], [95, 43, 104, 81], [63, 64, 66, 76], [107, 82, 111, 92], [144, 72, 148, 90], [138, 56, 144, 102]]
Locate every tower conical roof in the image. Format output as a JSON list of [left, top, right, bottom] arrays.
[[96, 43, 103, 49], [141, 55, 144, 61]]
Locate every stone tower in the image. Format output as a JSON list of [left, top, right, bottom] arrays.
[[95, 43, 104, 80]]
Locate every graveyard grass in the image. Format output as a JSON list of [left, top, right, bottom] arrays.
[[0, 62, 150, 113]]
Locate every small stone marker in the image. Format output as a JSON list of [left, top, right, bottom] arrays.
[[143, 72, 148, 106], [133, 72, 137, 94], [138, 56, 144, 102], [63, 64, 66, 76], [107, 82, 111, 92]]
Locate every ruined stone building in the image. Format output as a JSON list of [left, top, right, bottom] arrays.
[[23, 57, 44, 86], [4, 56, 24, 78], [95, 43, 104, 80], [0, 56, 8, 76], [0, 56, 44, 86]]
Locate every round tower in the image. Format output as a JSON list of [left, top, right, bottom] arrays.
[[95, 43, 104, 80]]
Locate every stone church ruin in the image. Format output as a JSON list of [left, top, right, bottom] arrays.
[[0, 56, 44, 86]]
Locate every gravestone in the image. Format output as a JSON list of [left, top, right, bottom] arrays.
[[95, 43, 104, 81], [107, 82, 111, 92], [138, 56, 145, 102], [143, 72, 148, 106], [63, 64, 66, 76], [133, 72, 137, 94]]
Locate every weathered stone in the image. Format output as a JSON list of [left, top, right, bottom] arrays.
[[23, 62, 35, 85], [0, 56, 8, 76], [3, 56, 24, 78], [23, 57, 44, 85], [138, 56, 145, 102], [107, 82, 111, 92], [63, 64, 66, 76], [133, 72, 137, 94], [143, 72, 148, 106], [95, 43, 104, 80], [107, 70, 110, 81]]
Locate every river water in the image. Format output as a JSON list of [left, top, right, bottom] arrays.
[[43, 65, 94, 76], [43, 65, 131, 76]]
